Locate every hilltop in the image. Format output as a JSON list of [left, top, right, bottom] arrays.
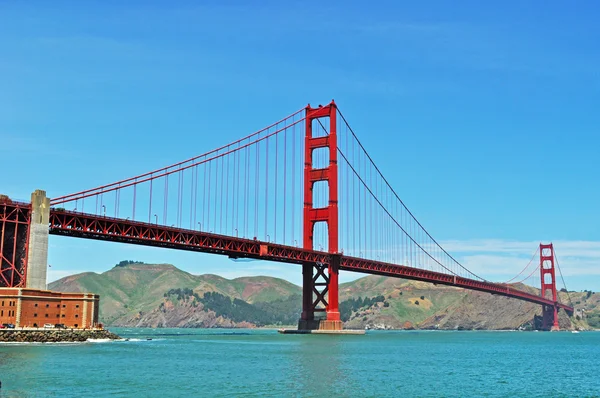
[[49, 262, 599, 330]]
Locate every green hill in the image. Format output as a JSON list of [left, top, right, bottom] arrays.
[[49, 262, 300, 326], [49, 262, 597, 330]]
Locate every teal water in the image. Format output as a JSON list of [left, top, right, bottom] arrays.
[[0, 329, 598, 397]]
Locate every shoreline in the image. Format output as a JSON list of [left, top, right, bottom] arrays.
[[0, 329, 121, 343], [108, 325, 598, 332]]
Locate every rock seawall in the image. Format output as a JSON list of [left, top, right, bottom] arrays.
[[0, 329, 121, 343]]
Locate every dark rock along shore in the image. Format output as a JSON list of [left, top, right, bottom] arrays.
[[0, 329, 121, 343]]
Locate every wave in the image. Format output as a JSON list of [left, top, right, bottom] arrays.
[[116, 338, 165, 342], [86, 338, 114, 343]]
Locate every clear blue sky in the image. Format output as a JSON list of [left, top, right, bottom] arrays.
[[1, 1, 599, 290]]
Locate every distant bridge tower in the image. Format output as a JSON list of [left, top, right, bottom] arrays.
[[540, 243, 560, 331], [299, 101, 343, 331]]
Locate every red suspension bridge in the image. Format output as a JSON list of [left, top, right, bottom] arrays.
[[1, 100, 573, 331]]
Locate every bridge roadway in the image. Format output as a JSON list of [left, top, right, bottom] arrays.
[[47, 207, 573, 313]]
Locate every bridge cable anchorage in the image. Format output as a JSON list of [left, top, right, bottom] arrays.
[[505, 246, 540, 283], [553, 250, 573, 307], [335, 109, 485, 281]]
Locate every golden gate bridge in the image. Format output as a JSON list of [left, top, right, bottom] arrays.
[[1, 100, 573, 331]]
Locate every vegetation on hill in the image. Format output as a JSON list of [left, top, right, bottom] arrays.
[[115, 260, 145, 268], [340, 295, 386, 321]]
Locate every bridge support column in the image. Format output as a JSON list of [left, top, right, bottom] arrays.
[[540, 243, 560, 331], [298, 101, 343, 331], [25, 190, 50, 290]]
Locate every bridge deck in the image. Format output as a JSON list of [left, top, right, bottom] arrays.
[[47, 208, 572, 313]]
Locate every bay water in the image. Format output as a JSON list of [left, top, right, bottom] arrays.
[[1, 328, 598, 397]]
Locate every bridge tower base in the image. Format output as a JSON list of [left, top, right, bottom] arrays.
[[540, 243, 560, 331], [298, 101, 343, 332]]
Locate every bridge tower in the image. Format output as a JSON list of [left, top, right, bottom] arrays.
[[540, 243, 560, 331], [299, 101, 343, 331]]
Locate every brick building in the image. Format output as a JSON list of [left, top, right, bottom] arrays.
[[0, 288, 99, 329]]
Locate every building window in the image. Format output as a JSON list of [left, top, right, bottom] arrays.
[[45, 314, 49, 318], [62, 305, 66, 308], [74, 324, 78, 328], [76, 305, 80, 308], [34, 313, 38, 317], [57, 314, 60, 318], [1, 301, 4, 306], [35, 303, 38, 307], [75, 314, 79, 318], [1, 310, 3, 316], [57, 304, 60, 308], [46, 304, 49, 308], [62, 314, 65, 318]]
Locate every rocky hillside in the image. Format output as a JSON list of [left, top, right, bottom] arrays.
[[49, 262, 598, 330]]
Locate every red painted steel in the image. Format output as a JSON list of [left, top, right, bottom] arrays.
[[540, 243, 560, 329], [47, 209, 573, 314], [48, 209, 330, 265], [0, 199, 31, 287], [302, 101, 341, 323]]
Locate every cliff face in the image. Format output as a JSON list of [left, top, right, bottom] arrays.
[[49, 263, 596, 330], [120, 300, 256, 329]]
